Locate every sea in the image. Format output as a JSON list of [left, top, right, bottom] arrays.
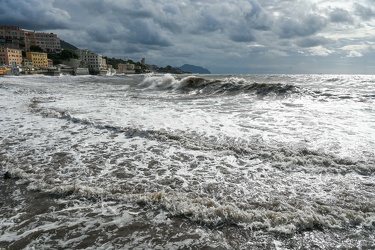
[[0, 73, 374, 249]]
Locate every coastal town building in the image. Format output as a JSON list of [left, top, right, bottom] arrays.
[[0, 46, 23, 66], [78, 49, 107, 70], [24, 30, 61, 53], [23, 58, 33, 68], [0, 26, 25, 50], [0, 26, 61, 52], [117, 63, 135, 74], [48, 59, 54, 67], [26, 51, 48, 68], [0, 25, 137, 75]]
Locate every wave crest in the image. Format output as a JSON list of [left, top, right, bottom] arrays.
[[139, 74, 301, 97]]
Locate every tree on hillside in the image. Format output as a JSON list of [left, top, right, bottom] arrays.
[[48, 49, 79, 65], [60, 49, 79, 60], [103, 56, 128, 69]]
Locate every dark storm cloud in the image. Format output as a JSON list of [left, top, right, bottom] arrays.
[[54, 0, 175, 47], [0, 0, 69, 30], [2, 0, 375, 74]]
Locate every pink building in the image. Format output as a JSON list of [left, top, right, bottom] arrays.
[[0, 46, 23, 66]]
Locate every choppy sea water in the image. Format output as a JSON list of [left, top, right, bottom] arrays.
[[0, 73, 374, 249]]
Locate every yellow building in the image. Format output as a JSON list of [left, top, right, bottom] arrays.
[[0, 47, 23, 66], [26, 51, 48, 68]]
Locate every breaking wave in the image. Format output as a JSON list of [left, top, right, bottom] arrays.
[[137, 74, 375, 103], [27, 97, 375, 176], [139, 74, 302, 97]]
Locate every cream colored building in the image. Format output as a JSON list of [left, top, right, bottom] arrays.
[[78, 50, 107, 70], [0, 47, 23, 66], [26, 51, 48, 68], [117, 63, 136, 73], [23, 58, 33, 68]]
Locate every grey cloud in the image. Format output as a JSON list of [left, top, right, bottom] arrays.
[[162, 3, 181, 15], [276, 14, 328, 39], [115, 2, 184, 33], [354, 3, 375, 20], [121, 44, 146, 54], [230, 29, 256, 42], [0, 0, 70, 30], [188, 1, 271, 42], [120, 5, 155, 20], [3, 0, 375, 74], [114, 2, 183, 34], [56, 0, 181, 33], [126, 19, 172, 47], [278, 40, 293, 47], [199, 11, 223, 32], [244, 1, 273, 31], [329, 8, 354, 24], [54, 0, 175, 47], [86, 25, 116, 44], [296, 36, 331, 48]]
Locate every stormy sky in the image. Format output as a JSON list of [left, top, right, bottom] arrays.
[[1, 0, 375, 74]]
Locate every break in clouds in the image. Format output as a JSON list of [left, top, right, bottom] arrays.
[[1, 0, 375, 73]]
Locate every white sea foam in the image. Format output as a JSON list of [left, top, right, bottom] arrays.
[[1, 74, 375, 248]]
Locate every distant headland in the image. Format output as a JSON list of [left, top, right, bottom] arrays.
[[179, 64, 211, 74]]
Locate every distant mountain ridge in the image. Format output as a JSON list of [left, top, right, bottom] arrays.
[[179, 64, 211, 74]]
